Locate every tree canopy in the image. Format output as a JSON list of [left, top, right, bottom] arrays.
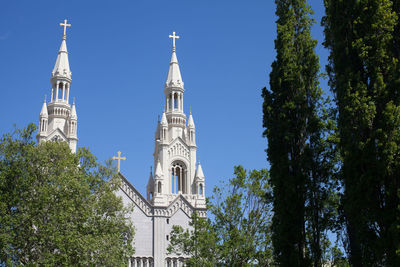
[[0, 124, 134, 266], [262, 0, 339, 265], [323, 0, 400, 265]]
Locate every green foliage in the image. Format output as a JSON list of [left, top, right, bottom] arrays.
[[323, 0, 400, 265], [263, 0, 338, 266], [167, 212, 218, 267], [168, 166, 273, 266], [211, 166, 273, 266], [0, 124, 134, 266]]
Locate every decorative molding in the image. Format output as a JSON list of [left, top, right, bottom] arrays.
[[119, 173, 206, 218], [168, 140, 189, 159]]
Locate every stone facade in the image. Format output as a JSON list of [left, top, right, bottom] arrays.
[[117, 33, 207, 267], [37, 26, 206, 266]]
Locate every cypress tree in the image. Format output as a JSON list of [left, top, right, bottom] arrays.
[[262, 1, 334, 265], [323, 0, 400, 265]]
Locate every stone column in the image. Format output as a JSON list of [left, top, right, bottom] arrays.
[[61, 82, 65, 101], [50, 87, 54, 102], [177, 93, 181, 111], [171, 93, 175, 111], [185, 170, 188, 194], [180, 93, 183, 111], [179, 168, 182, 193], [166, 96, 169, 112], [55, 82, 59, 100], [66, 86, 70, 104]]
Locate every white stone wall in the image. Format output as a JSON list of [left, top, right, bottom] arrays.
[[118, 176, 206, 266]]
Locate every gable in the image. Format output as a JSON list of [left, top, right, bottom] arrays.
[[168, 137, 190, 160], [119, 174, 206, 218], [46, 128, 68, 142], [119, 174, 153, 216]]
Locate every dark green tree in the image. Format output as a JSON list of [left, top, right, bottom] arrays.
[[263, 0, 336, 266], [323, 0, 400, 265], [0, 124, 134, 266]]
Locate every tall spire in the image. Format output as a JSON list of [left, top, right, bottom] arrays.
[[166, 32, 184, 89], [38, 20, 78, 154], [51, 20, 71, 81]]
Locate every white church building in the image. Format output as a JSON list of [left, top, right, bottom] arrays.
[[37, 23, 207, 267]]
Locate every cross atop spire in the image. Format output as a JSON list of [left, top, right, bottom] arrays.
[[169, 31, 180, 49], [60, 19, 71, 37]]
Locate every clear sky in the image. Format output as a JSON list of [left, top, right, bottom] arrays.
[[0, 0, 328, 198]]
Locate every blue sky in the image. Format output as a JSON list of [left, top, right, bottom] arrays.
[[0, 0, 328, 198]]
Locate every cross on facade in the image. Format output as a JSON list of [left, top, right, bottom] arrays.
[[60, 19, 71, 36], [169, 31, 180, 47], [112, 151, 126, 173]]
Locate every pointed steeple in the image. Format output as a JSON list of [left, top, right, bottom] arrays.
[[147, 167, 154, 187], [155, 160, 163, 178], [51, 35, 71, 81], [40, 98, 48, 117], [161, 111, 168, 125], [71, 99, 77, 119], [187, 111, 195, 128], [51, 19, 71, 82], [166, 32, 184, 89], [195, 161, 205, 180]]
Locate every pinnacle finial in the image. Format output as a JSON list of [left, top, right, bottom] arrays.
[[44, 94, 47, 102], [190, 106, 192, 114], [60, 19, 71, 39], [73, 97, 75, 104]]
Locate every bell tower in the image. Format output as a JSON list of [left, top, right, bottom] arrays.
[[147, 32, 206, 208], [37, 20, 78, 153]]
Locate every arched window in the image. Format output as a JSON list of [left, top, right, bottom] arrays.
[[58, 83, 63, 101], [171, 161, 187, 194], [158, 181, 162, 193], [199, 184, 203, 195], [174, 93, 178, 109]]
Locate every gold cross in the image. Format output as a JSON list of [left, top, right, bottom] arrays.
[[60, 19, 71, 36], [112, 151, 126, 173], [169, 31, 180, 48]]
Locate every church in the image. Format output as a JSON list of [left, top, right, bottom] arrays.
[[37, 21, 207, 267]]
